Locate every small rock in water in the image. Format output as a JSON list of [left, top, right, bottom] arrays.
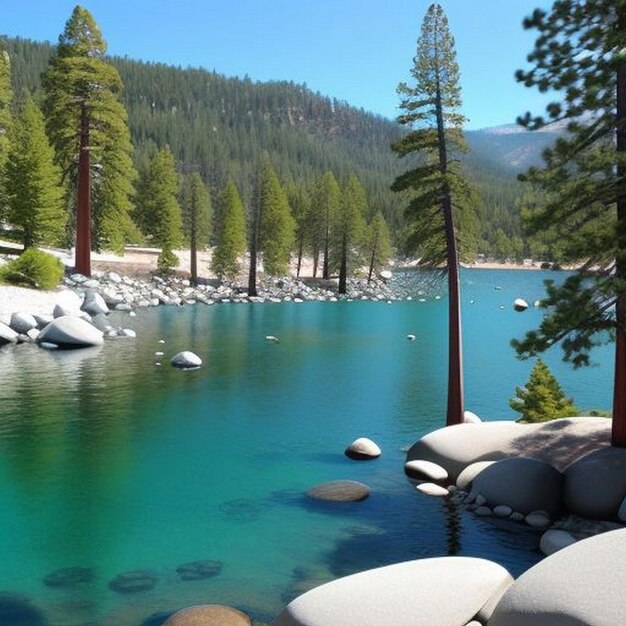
[[170, 351, 202, 369], [406, 334, 416, 341], [158, 339, 166, 344], [108, 570, 159, 593], [155, 351, 164, 356], [175, 559, 222, 581], [43, 567, 94, 588], [265, 335, 280, 343], [129, 311, 137, 317], [345, 437, 381, 460], [416, 482, 449, 497], [120, 328, 136, 338], [513, 298, 529, 312], [307, 480, 370, 502]]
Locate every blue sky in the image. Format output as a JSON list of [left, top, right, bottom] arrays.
[[2, 1, 553, 129]]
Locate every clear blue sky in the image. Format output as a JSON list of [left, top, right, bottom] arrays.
[[2, 1, 553, 130]]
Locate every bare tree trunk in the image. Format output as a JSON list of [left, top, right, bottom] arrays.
[[612, 16, 626, 447], [248, 184, 261, 296], [436, 84, 464, 427], [313, 248, 319, 278], [368, 234, 378, 284], [296, 236, 304, 278], [190, 214, 197, 286], [75, 103, 91, 277], [338, 232, 348, 294]]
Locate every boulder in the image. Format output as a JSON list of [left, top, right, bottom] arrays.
[[0, 321, 18, 345], [53, 290, 83, 317], [272, 557, 513, 626], [345, 437, 381, 460], [489, 528, 626, 626], [619, 496, 626, 523], [307, 480, 370, 502], [164, 604, 252, 626], [463, 411, 482, 424], [524, 512, 551, 528], [38, 315, 104, 348], [456, 461, 495, 490], [564, 447, 626, 520], [176, 560, 222, 581], [416, 483, 449, 497], [513, 298, 529, 312], [90, 313, 114, 333], [81, 291, 109, 316], [171, 351, 203, 368], [10, 312, 37, 334], [404, 460, 448, 483], [33, 313, 53, 328], [539, 529, 577, 556], [108, 570, 159, 593], [493, 505, 513, 518], [471, 457, 563, 518]]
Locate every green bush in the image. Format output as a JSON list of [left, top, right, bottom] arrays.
[[157, 247, 179, 273], [0, 248, 64, 290]]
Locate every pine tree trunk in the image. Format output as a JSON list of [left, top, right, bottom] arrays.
[[248, 193, 260, 297], [436, 85, 464, 427], [338, 232, 348, 294], [368, 234, 378, 284], [313, 248, 319, 278], [296, 236, 303, 278], [612, 18, 626, 448], [323, 210, 330, 279], [75, 103, 91, 277], [190, 219, 197, 286]]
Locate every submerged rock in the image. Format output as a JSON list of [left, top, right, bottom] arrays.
[[175, 560, 222, 581], [43, 566, 94, 588], [108, 570, 159, 593], [0, 592, 47, 626], [307, 480, 370, 502]]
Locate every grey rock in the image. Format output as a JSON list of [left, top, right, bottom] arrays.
[[10, 312, 38, 334], [33, 314, 53, 329], [307, 480, 370, 502], [40, 342, 59, 350], [81, 291, 109, 316], [120, 328, 136, 338], [26, 328, 40, 341], [175, 559, 222, 581], [539, 529, 577, 556], [114, 302, 132, 312], [475, 506, 492, 517], [525, 511, 551, 528], [345, 437, 381, 460], [456, 461, 494, 490], [170, 351, 202, 369], [416, 483, 449, 497], [493, 504, 513, 518], [43, 567, 94, 588], [38, 315, 104, 348], [0, 321, 19, 345], [90, 313, 114, 333], [108, 570, 158, 593], [404, 460, 448, 482]]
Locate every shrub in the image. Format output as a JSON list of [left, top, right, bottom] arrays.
[[0, 248, 64, 290], [509, 358, 578, 423], [157, 247, 179, 273]]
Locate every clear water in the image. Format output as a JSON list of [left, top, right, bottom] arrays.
[[0, 269, 613, 625]]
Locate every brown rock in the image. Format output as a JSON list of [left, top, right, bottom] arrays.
[[164, 604, 252, 625], [307, 480, 370, 502]]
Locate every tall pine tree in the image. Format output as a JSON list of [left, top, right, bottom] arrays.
[[286, 181, 310, 278], [512, 0, 626, 446], [5, 97, 66, 249], [42, 5, 138, 270], [366, 211, 393, 283], [135, 146, 183, 271], [0, 50, 13, 218], [180, 172, 211, 285], [211, 179, 247, 281], [392, 3, 474, 426], [310, 171, 341, 279]]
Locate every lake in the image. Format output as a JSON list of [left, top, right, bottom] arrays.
[[0, 269, 613, 625]]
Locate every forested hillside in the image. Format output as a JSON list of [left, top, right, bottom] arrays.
[[1, 35, 555, 258]]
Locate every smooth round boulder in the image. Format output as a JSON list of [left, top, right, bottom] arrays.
[[307, 480, 370, 502], [272, 557, 513, 626], [513, 298, 529, 312], [489, 528, 626, 626], [416, 482, 449, 497], [345, 437, 381, 460], [170, 351, 203, 369], [539, 529, 577, 556], [524, 511, 551, 528], [404, 460, 448, 483], [0, 321, 18, 345], [456, 461, 494, 490], [10, 312, 38, 334], [463, 410, 482, 424], [471, 457, 563, 518], [164, 604, 252, 626], [493, 505, 513, 518], [564, 447, 626, 520], [176, 560, 222, 581], [37, 315, 104, 348], [108, 570, 159, 593]]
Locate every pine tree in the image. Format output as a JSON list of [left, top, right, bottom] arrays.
[[211, 179, 247, 280], [335, 174, 367, 293], [259, 162, 295, 276], [5, 97, 66, 249], [0, 50, 13, 217], [286, 181, 310, 278], [310, 171, 341, 278], [366, 211, 393, 283], [509, 359, 578, 423], [135, 146, 183, 271], [181, 172, 211, 285], [42, 5, 138, 271], [392, 3, 475, 426], [512, 0, 626, 446]]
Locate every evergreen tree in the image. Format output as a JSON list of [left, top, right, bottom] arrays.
[[512, 0, 626, 446], [366, 211, 393, 283], [42, 5, 138, 266], [135, 146, 183, 271], [0, 50, 12, 217], [310, 171, 341, 278], [211, 179, 247, 280], [509, 359, 578, 423], [5, 97, 66, 248], [286, 181, 310, 278], [392, 3, 475, 426], [335, 174, 367, 293], [180, 172, 211, 285], [259, 162, 295, 276]]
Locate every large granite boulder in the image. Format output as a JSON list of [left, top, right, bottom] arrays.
[[456, 461, 494, 490], [163, 604, 252, 625], [489, 528, 626, 626], [471, 457, 564, 518], [345, 437, 381, 460], [38, 315, 104, 348], [10, 312, 38, 334], [564, 447, 626, 520], [0, 321, 19, 345], [272, 557, 513, 626], [81, 290, 109, 316]]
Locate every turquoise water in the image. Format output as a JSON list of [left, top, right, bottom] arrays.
[[0, 269, 613, 625]]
